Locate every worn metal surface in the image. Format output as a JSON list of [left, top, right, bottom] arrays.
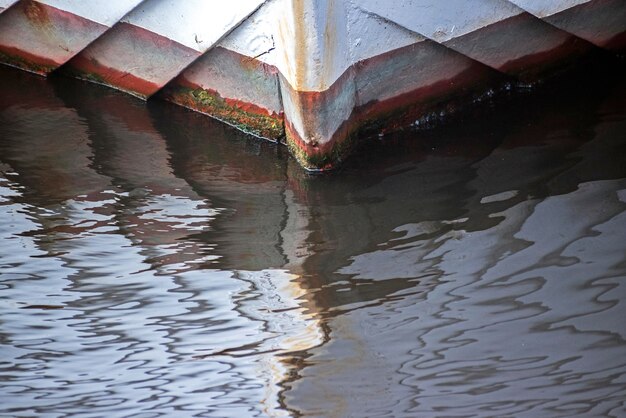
[[0, 0, 624, 169], [0, 0, 18, 13], [0, 0, 142, 74], [512, 0, 626, 50], [63, 0, 265, 98], [161, 46, 284, 140], [359, 0, 592, 79]]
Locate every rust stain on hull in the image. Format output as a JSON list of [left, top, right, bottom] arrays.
[[63, 22, 201, 98], [161, 79, 285, 141], [0, 0, 109, 74], [153, 35, 599, 171], [0, 44, 59, 74], [23, 0, 49, 26], [281, 39, 504, 170], [443, 12, 594, 81], [291, 0, 308, 91]]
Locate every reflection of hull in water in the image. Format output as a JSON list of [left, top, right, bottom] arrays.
[[0, 66, 216, 272], [1, 50, 626, 417], [194, 269, 325, 417], [1, 0, 624, 169], [289, 179, 626, 417], [281, 73, 626, 416], [0, 64, 325, 415], [0, 67, 110, 204]]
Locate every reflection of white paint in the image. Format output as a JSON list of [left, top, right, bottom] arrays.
[[39, 0, 143, 26], [220, 0, 598, 92], [480, 189, 519, 204], [281, 189, 314, 270], [234, 270, 324, 417]]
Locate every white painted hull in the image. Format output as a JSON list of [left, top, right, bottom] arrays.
[[0, 0, 624, 169], [0, 0, 18, 13]]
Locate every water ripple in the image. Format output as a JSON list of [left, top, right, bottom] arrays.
[[1, 64, 626, 417]]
